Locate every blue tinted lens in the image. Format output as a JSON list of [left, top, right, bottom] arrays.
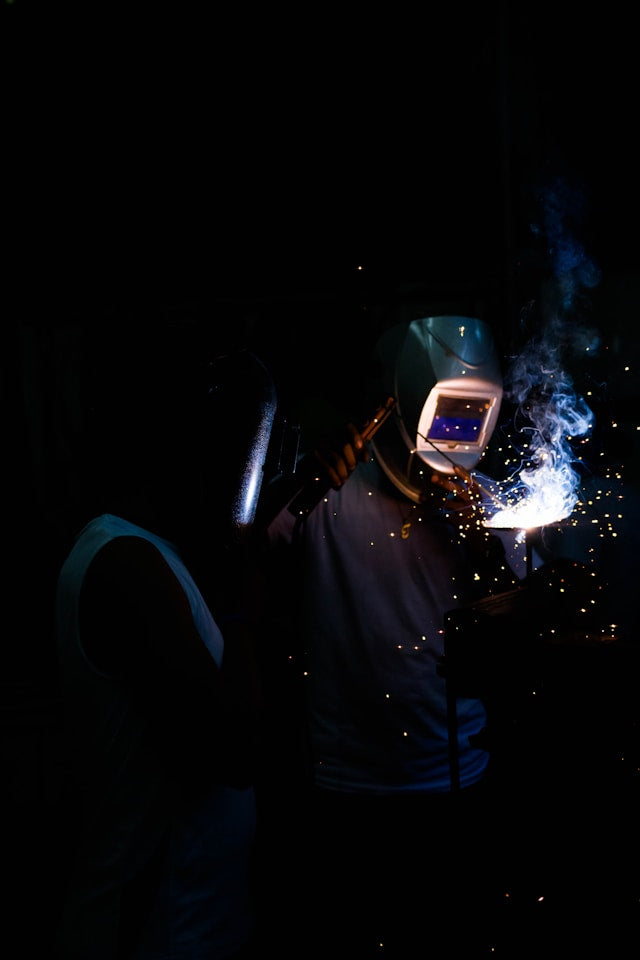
[[427, 396, 490, 443]]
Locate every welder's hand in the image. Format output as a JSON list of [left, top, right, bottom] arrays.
[[430, 466, 484, 515], [310, 421, 370, 490]]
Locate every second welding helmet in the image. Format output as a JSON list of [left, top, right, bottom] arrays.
[[370, 315, 503, 503], [87, 332, 277, 552]]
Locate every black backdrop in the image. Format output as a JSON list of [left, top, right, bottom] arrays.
[[5, 0, 640, 673], [3, 6, 640, 956], [4, 2, 638, 304]]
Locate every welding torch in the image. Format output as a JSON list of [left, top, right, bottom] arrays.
[[430, 451, 503, 512]]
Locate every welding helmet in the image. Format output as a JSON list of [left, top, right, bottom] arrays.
[[370, 315, 503, 502], [87, 330, 277, 552]]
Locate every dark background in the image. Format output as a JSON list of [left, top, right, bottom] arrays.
[[5, 0, 640, 591], [4, 2, 639, 304], [6, 0, 640, 485], [2, 2, 640, 955]]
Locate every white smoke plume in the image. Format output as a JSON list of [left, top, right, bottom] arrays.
[[483, 176, 602, 529]]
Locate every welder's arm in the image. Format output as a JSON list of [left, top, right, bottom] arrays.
[[429, 465, 486, 513], [429, 470, 520, 594], [307, 421, 370, 488], [255, 421, 369, 530], [255, 397, 395, 530]]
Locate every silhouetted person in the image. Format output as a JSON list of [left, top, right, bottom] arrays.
[[54, 325, 277, 960]]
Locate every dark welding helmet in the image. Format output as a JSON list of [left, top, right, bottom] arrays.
[[84, 322, 277, 559], [370, 315, 503, 502]]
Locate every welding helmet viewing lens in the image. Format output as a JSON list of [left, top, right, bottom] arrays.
[[370, 315, 503, 502]]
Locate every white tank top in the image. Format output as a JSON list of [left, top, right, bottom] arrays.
[[56, 513, 256, 960]]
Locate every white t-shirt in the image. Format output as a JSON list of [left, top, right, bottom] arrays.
[[55, 513, 256, 960], [267, 458, 491, 794]]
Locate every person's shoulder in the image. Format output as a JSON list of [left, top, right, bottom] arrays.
[[84, 533, 183, 606], [80, 533, 201, 676]]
